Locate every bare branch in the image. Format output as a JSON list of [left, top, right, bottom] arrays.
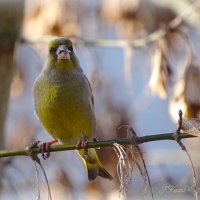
[[0, 132, 195, 158]]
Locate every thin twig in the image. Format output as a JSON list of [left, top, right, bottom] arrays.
[[184, 148, 198, 200], [130, 128, 154, 200], [175, 109, 199, 200], [0, 132, 195, 158], [37, 162, 52, 200]]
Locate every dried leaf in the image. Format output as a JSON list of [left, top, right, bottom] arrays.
[[184, 104, 200, 119], [182, 146, 199, 199], [128, 128, 154, 200], [23, 1, 81, 37], [113, 143, 131, 198], [182, 118, 200, 137], [170, 63, 200, 120], [184, 62, 200, 105], [149, 39, 173, 99]]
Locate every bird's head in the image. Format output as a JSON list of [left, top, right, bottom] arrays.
[[47, 37, 79, 70]]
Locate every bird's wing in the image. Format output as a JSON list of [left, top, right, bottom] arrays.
[[84, 75, 94, 108]]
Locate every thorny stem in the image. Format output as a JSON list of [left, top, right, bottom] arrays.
[[0, 132, 195, 158]]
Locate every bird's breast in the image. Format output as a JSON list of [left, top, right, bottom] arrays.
[[33, 73, 96, 143]]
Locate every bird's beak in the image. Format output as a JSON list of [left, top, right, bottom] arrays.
[[57, 45, 71, 60]]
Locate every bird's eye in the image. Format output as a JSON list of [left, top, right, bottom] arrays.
[[68, 46, 73, 52], [49, 48, 56, 54]]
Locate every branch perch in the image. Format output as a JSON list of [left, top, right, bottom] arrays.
[[0, 132, 195, 158]]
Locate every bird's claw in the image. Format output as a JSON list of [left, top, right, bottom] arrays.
[[76, 136, 88, 155], [39, 140, 58, 160], [27, 139, 58, 161], [40, 142, 51, 160], [26, 141, 41, 164]]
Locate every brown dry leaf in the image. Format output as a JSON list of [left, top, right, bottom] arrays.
[[165, 28, 186, 53], [182, 118, 200, 137], [182, 61, 200, 118], [169, 78, 200, 120], [102, 0, 176, 38], [184, 62, 200, 105], [149, 39, 173, 99], [23, 0, 81, 38]]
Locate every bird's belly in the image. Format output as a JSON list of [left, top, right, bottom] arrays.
[[35, 92, 95, 144]]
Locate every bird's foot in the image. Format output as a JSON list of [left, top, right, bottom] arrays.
[[76, 136, 88, 155], [40, 139, 58, 160], [26, 141, 41, 164]]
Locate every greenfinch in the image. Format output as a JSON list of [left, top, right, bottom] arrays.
[[32, 37, 113, 181]]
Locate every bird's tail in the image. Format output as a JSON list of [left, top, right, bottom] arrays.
[[76, 148, 113, 181]]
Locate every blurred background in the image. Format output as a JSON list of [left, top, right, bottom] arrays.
[[1, 0, 200, 199]]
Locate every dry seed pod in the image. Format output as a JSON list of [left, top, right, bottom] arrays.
[[149, 39, 173, 99], [182, 118, 200, 137], [184, 62, 200, 105], [169, 79, 200, 121], [182, 62, 200, 118]]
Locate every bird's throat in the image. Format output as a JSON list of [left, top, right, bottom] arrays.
[[57, 60, 74, 71]]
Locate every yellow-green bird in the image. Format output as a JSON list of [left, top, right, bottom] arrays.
[[32, 37, 113, 181]]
